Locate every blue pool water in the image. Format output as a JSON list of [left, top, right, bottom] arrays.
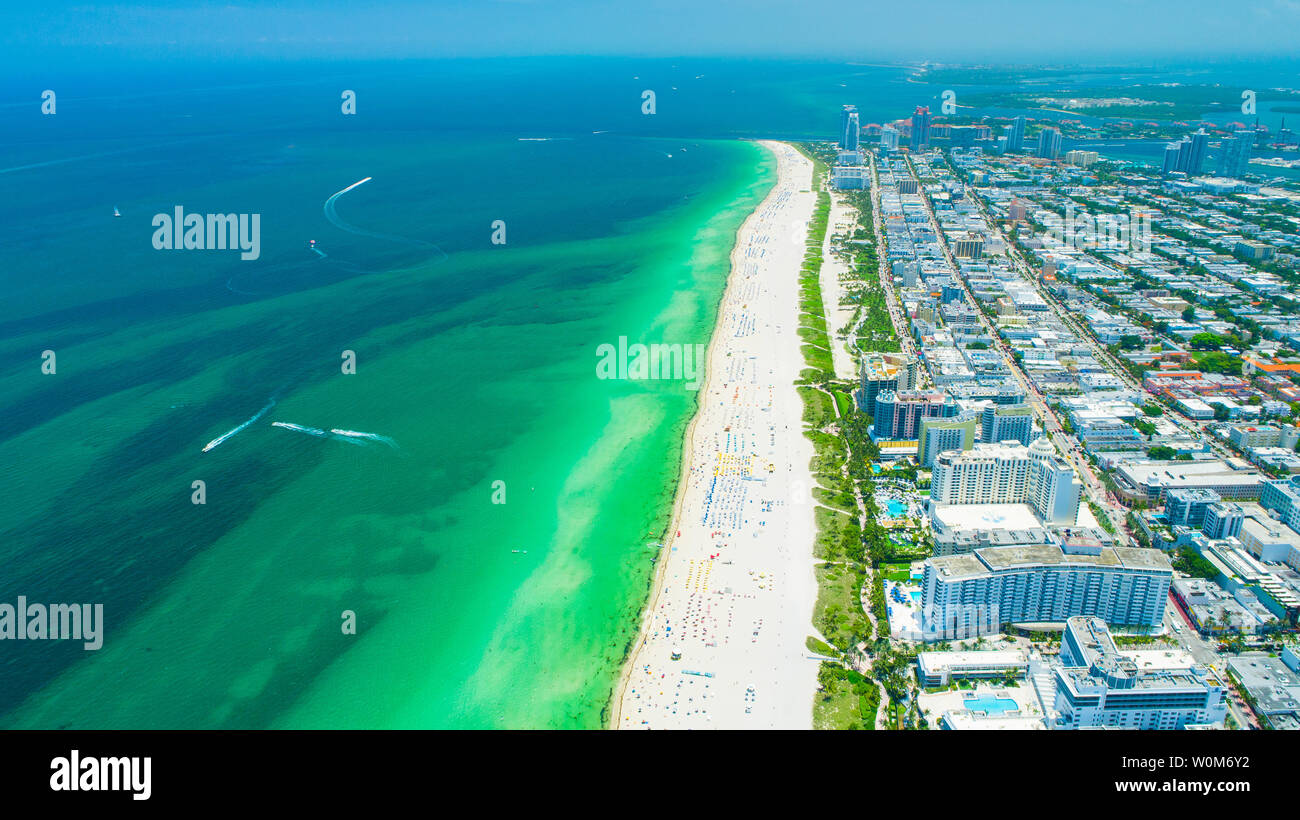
[[909, 591, 921, 603], [964, 696, 1018, 715], [886, 500, 907, 517]]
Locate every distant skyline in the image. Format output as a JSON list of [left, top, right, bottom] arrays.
[[5, 1, 1300, 63]]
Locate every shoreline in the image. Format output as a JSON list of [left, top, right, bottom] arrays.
[[610, 140, 819, 729], [603, 141, 780, 728]]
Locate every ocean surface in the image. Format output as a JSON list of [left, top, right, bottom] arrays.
[[1, 57, 1296, 728]]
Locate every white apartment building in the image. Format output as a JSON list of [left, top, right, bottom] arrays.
[[1054, 616, 1227, 730], [921, 543, 1172, 640], [930, 438, 1082, 525]]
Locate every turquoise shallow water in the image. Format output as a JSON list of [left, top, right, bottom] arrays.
[[4, 55, 1295, 728], [0, 63, 776, 727]]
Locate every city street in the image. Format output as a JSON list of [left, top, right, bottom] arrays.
[[904, 154, 1129, 538], [1163, 595, 1258, 729], [974, 190, 1239, 462]]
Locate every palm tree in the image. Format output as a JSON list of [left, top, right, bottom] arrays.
[[906, 681, 924, 729], [845, 641, 865, 672]]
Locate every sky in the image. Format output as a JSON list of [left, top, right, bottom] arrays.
[[3, 0, 1300, 64]]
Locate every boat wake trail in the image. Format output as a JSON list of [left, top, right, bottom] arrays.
[[272, 421, 399, 450], [271, 421, 329, 438], [322, 176, 448, 264], [329, 429, 400, 449], [202, 399, 276, 453]]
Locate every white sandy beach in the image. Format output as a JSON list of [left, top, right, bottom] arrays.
[[613, 141, 819, 730]]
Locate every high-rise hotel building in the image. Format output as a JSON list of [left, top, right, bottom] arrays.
[[930, 439, 1082, 525], [920, 543, 1172, 640], [859, 354, 919, 411], [871, 390, 958, 441], [911, 106, 931, 149], [1036, 127, 1063, 160], [1054, 616, 1226, 729], [1218, 130, 1255, 178], [1163, 129, 1211, 176], [1007, 115, 1026, 152], [839, 104, 859, 151], [980, 403, 1034, 446]]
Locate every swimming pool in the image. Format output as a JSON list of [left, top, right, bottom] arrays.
[[963, 695, 1018, 715], [909, 590, 921, 604], [886, 500, 907, 517]]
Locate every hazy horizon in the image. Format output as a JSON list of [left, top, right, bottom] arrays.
[[4, 1, 1300, 65]]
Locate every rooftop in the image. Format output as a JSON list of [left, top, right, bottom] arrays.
[[929, 543, 1172, 578], [1118, 459, 1262, 489], [931, 503, 1042, 533], [940, 712, 1046, 730], [916, 649, 1028, 672], [1227, 655, 1300, 716]]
